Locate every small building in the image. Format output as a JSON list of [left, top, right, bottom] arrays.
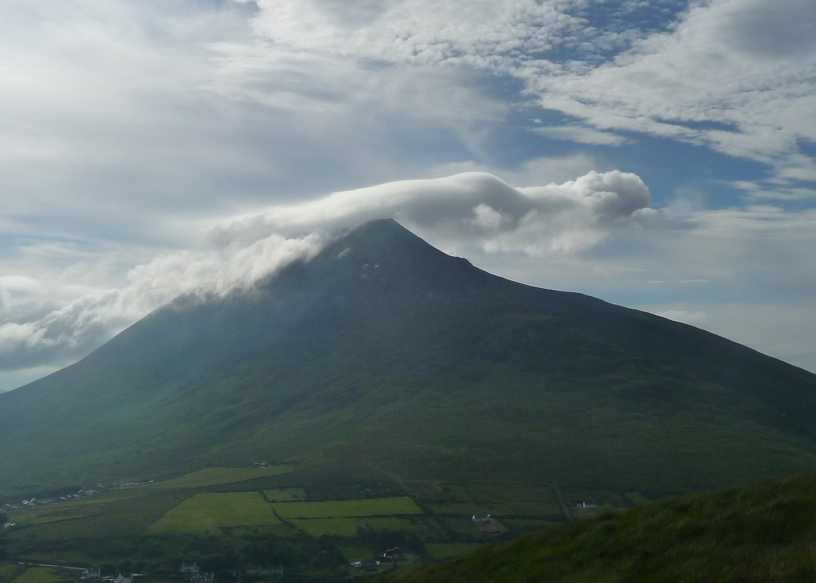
[[382, 547, 402, 561], [180, 562, 201, 575], [81, 567, 102, 580], [478, 518, 504, 536]]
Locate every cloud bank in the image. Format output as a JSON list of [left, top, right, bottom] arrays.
[[0, 170, 649, 379], [0, 232, 323, 372]]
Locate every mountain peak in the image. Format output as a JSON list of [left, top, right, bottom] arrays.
[[281, 218, 484, 295], [333, 218, 430, 250], [322, 218, 446, 264]]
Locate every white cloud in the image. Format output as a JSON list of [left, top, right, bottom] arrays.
[[531, 125, 629, 146], [0, 169, 650, 378], [248, 0, 587, 68], [526, 0, 816, 180], [213, 170, 652, 256], [244, 0, 816, 182], [0, 231, 323, 373]]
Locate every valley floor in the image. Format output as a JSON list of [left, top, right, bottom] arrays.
[[0, 463, 600, 582]]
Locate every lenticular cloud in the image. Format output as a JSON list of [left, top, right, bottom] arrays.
[[0, 169, 652, 373]]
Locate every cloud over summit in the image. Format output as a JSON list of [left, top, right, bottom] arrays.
[[216, 170, 651, 254], [0, 170, 651, 379]]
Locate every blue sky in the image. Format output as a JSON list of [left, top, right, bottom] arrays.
[[0, 0, 815, 390]]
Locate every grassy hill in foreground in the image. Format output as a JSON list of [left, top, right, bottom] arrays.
[[388, 473, 816, 583]]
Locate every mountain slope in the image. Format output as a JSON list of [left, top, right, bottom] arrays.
[[1, 219, 816, 495], [387, 473, 816, 583]]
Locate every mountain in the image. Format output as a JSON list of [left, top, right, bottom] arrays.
[[2, 218, 816, 497], [386, 473, 816, 583]]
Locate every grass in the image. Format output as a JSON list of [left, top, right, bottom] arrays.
[[13, 505, 102, 526], [155, 466, 293, 489], [7, 492, 183, 541], [263, 488, 307, 501], [359, 517, 418, 533], [290, 518, 361, 538], [150, 492, 281, 535], [0, 564, 24, 583], [272, 497, 422, 518], [290, 515, 421, 538], [389, 473, 816, 583], [11, 569, 63, 583], [425, 543, 485, 560], [339, 544, 378, 561]]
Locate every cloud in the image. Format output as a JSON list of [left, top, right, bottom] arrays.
[[246, 0, 816, 184], [0, 169, 650, 378], [0, 232, 323, 373], [525, 0, 816, 181], [213, 170, 652, 255], [531, 125, 629, 146]]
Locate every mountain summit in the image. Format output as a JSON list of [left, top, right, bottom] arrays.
[[2, 219, 816, 496]]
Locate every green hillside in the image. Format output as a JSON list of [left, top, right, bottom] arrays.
[[388, 473, 816, 583], [1, 219, 815, 501]]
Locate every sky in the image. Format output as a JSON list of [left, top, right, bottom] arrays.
[[1, 0, 815, 391]]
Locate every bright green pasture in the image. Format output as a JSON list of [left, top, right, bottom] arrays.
[[263, 488, 306, 501], [272, 496, 421, 518], [150, 492, 281, 534], [156, 466, 293, 489], [12, 568, 63, 583]]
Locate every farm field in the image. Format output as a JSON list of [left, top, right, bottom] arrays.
[[9, 568, 64, 583], [0, 564, 24, 583], [13, 505, 102, 527], [150, 492, 281, 534], [272, 496, 422, 518], [263, 487, 306, 501], [2, 464, 575, 580], [155, 465, 293, 489], [290, 517, 361, 537]]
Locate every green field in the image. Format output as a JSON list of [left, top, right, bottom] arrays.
[[290, 514, 424, 538], [273, 497, 422, 518], [14, 505, 102, 526], [359, 516, 417, 532], [0, 565, 23, 583], [155, 466, 293, 489], [10, 568, 63, 583], [263, 488, 307, 501], [291, 518, 362, 537], [150, 492, 281, 534]]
